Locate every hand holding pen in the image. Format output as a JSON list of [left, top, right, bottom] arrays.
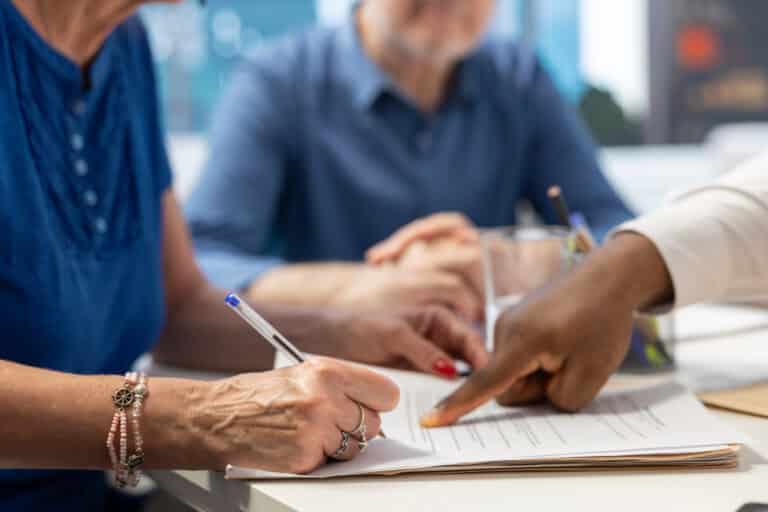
[[225, 293, 390, 442]]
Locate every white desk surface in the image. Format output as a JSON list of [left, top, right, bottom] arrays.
[[151, 304, 768, 512]]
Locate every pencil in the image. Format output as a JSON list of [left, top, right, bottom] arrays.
[[547, 186, 573, 228], [548, 185, 593, 253]]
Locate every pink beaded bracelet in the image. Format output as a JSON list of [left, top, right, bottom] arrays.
[[107, 372, 149, 488]]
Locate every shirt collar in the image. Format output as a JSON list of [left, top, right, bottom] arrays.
[[335, 14, 485, 112], [336, 17, 393, 110], [452, 51, 484, 104]]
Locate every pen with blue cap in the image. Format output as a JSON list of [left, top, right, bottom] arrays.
[[569, 211, 596, 251], [225, 293, 305, 364]]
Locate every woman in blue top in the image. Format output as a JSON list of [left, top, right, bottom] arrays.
[[0, 1, 487, 510]]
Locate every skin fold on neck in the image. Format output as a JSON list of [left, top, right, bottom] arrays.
[[357, 4, 456, 114]]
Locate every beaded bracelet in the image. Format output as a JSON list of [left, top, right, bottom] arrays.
[[106, 372, 149, 488]]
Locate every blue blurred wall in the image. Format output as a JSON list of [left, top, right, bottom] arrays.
[[142, 0, 316, 132], [494, 0, 583, 102], [144, 0, 582, 133]]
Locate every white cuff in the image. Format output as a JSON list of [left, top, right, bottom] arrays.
[[611, 202, 732, 310]]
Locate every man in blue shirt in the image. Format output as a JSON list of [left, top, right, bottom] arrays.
[[186, 0, 632, 320]]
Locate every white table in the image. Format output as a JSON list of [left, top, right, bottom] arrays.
[[150, 304, 768, 512]]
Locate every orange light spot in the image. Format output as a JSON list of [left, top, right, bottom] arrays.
[[677, 25, 721, 70]]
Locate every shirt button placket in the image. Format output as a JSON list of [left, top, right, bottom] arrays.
[[83, 189, 98, 207], [416, 119, 434, 154], [70, 133, 84, 152], [70, 98, 105, 236], [94, 217, 108, 235], [72, 99, 86, 116], [71, 100, 89, 176], [70, 97, 86, 152], [418, 131, 433, 153], [74, 158, 88, 176]]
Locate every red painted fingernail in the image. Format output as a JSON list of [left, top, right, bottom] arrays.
[[433, 359, 457, 378]]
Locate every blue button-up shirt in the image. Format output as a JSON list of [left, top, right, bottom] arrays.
[[186, 20, 633, 291]]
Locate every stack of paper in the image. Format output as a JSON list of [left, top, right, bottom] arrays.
[[227, 367, 747, 480]]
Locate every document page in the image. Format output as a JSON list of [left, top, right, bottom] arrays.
[[227, 366, 747, 480], [381, 371, 745, 461]]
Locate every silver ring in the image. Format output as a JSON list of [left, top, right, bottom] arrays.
[[351, 403, 367, 441], [332, 431, 351, 458]]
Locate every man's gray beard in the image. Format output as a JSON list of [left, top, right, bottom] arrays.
[[382, 30, 463, 67]]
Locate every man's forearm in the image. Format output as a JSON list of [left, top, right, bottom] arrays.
[[246, 262, 363, 306], [154, 284, 346, 373]]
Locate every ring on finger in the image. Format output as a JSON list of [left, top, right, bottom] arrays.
[[332, 431, 351, 459], [351, 403, 367, 441]]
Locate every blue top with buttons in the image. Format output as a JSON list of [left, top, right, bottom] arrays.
[[0, 4, 171, 510], [186, 20, 634, 291]]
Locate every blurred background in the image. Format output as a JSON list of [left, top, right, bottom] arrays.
[[141, 0, 768, 212], [139, 7, 768, 505]]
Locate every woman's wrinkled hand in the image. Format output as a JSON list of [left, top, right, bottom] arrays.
[[192, 357, 399, 474]]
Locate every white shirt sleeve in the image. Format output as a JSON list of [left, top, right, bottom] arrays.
[[614, 152, 768, 309]]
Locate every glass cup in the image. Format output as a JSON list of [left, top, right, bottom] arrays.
[[481, 226, 573, 350], [621, 312, 676, 373]]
